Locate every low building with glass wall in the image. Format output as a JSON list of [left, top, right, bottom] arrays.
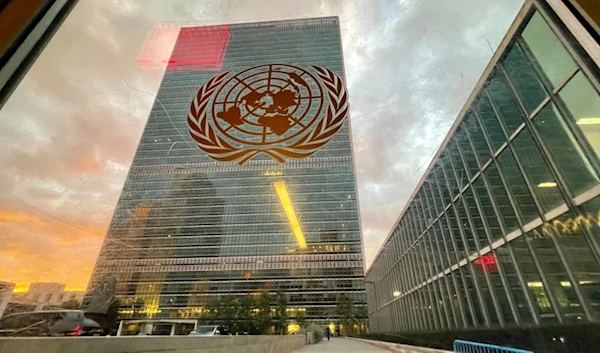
[[365, 0, 600, 334]]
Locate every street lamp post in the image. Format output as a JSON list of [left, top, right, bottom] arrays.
[[364, 280, 379, 332]]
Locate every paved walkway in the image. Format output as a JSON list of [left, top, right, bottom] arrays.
[[296, 337, 391, 352]]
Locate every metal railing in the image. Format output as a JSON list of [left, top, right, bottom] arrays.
[[454, 339, 534, 353]]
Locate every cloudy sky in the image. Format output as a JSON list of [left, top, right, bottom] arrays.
[[0, 0, 524, 291]]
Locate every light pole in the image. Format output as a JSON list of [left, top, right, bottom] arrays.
[[364, 280, 379, 332]]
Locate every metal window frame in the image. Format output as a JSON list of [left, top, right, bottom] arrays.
[[464, 111, 527, 324], [419, 193, 451, 330], [498, 34, 597, 320]]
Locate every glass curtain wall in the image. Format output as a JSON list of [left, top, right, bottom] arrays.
[[366, 3, 600, 333]]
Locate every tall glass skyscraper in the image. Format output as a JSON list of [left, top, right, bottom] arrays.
[[87, 17, 366, 331], [366, 0, 600, 334]]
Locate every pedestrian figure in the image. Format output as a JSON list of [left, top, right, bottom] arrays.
[[325, 326, 331, 341]]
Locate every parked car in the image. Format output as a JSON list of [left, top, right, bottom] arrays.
[[0, 310, 103, 337], [188, 325, 229, 336]]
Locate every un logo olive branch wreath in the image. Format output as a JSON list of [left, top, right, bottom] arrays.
[[187, 65, 349, 165]]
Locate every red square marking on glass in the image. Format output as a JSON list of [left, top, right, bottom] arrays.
[[136, 25, 230, 72], [166, 25, 230, 72]]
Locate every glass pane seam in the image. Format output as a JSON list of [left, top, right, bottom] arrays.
[[572, 184, 600, 206], [543, 203, 569, 221], [493, 142, 508, 158], [528, 96, 551, 120], [552, 67, 580, 94], [507, 122, 526, 141]]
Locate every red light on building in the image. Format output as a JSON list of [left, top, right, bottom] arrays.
[[474, 254, 497, 271], [167, 25, 230, 72]]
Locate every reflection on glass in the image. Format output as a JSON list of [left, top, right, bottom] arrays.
[[510, 237, 558, 321], [486, 70, 526, 136], [274, 181, 307, 249], [456, 196, 476, 253], [534, 103, 599, 196], [448, 205, 467, 258], [473, 177, 504, 243], [427, 174, 443, 216], [576, 200, 600, 320], [434, 164, 452, 207], [463, 267, 487, 325], [559, 72, 600, 159], [497, 149, 539, 224], [456, 125, 479, 178], [440, 214, 459, 264], [521, 12, 576, 87], [421, 183, 437, 224], [525, 223, 586, 321], [476, 93, 506, 151], [538, 210, 600, 320], [463, 112, 490, 167], [484, 163, 520, 234], [458, 268, 477, 327], [512, 128, 565, 213], [440, 150, 459, 198], [463, 187, 489, 248], [496, 244, 534, 324], [449, 142, 468, 191], [433, 221, 451, 269], [502, 44, 547, 113]]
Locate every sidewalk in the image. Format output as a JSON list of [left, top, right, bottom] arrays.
[[295, 337, 392, 352]]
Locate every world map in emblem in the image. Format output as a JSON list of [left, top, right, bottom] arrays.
[[188, 64, 349, 165]]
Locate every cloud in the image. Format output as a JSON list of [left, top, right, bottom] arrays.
[[0, 0, 524, 289]]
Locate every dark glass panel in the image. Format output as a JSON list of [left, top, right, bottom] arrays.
[[486, 70, 526, 136], [502, 44, 547, 113], [497, 149, 540, 224]]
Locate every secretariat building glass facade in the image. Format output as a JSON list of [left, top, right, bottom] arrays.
[[87, 17, 365, 326], [366, 0, 600, 333]]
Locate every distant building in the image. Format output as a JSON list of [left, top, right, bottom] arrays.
[[25, 283, 66, 306], [0, 282, 15, 318], [6, 283, 85, 314], [366, 0, 600, 334]]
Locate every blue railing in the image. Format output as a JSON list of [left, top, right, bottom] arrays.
[[453, 339, 534, 353]]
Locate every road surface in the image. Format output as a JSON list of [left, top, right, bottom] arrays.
[[295, 337, 391, 352]]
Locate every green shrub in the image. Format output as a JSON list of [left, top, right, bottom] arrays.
[[306, 323, 324, 342]]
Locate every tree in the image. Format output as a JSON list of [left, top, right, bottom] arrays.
[[335, 294, 355, 335], [219, 296, 238, 329], [203, 297, 222, 324], [273, 292, 288, 335], [295, 310, 306, 329], [61, 299, 81, 309], [237, 295, 257, 334], [255, 292, 273, 334], [355, 305, 369, 334]]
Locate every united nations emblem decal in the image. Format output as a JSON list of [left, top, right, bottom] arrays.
[[187, 64, 349, 165]]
